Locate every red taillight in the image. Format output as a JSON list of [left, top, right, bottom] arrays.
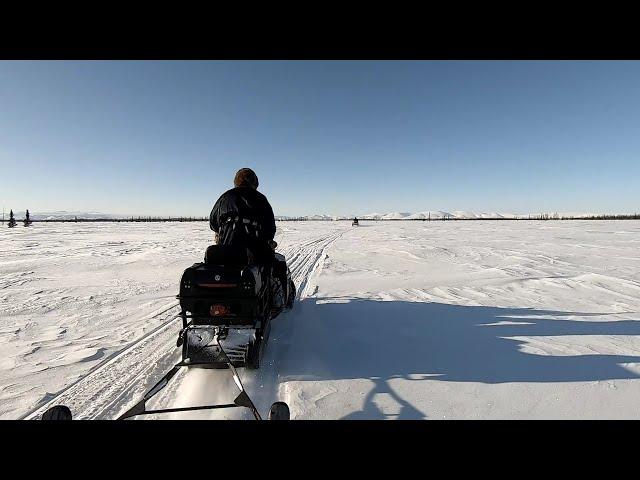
[[210, 304, 231, 316]]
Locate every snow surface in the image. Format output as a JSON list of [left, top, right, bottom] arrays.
[[3, 220, 640, 419]]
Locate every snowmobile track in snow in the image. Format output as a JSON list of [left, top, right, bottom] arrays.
[[23, 227, 346, 419], [281, 229, 345, 300], [23, 303, 181, 419]]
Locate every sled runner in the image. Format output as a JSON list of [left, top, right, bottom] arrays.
[[42, 336, 290, 420]]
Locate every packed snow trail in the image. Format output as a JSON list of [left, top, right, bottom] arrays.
[[22, 224, 346, 420]]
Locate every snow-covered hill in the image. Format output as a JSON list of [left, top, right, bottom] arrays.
[[406, 211, 453, 220], [360, 211, 507, 220], [343, 211, 604, 220], [1, 210, 613, 222]]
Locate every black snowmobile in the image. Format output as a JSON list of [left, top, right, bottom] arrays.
[[40, 244, 297, 420], [352, 217, 359, 226], [177, 244, 296, 369]]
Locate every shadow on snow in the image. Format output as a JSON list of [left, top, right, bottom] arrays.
[[272, 298, 640, 419]]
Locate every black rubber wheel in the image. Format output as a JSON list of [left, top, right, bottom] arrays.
[[42, 405, 73, 420], [269, 402, 291, 420]]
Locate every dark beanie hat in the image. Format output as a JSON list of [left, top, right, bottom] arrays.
[[234, 168, 259, 189]]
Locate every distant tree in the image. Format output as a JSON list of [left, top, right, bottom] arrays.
[[8, 209, 16, 228], [23, 209, 32, 227]]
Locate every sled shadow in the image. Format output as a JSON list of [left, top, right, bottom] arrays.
[[274, 298, 640, 419]]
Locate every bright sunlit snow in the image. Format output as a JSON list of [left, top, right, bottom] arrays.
[[3, 220, 640, 419]]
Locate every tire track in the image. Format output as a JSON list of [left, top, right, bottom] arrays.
[[231, 227, 346, 419], [282, 228, 345, 299]]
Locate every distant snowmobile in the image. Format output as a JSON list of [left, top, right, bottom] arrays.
[[352, 217, 359, 226], [40, 243, 297, 420]]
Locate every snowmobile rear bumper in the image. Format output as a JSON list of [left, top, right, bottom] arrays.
[[179, 324, 259, 368]]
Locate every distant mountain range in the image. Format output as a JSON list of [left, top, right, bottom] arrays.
[[2, 210, 609, 221], [276, 211, 603, 220]]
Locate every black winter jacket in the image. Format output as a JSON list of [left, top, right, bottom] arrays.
[[209, 187, 276, 255]]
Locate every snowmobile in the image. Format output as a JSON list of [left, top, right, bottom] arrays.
[[177, 244, 296, 369], [352, 218, 359, 226], [39, 244, 297, 420]]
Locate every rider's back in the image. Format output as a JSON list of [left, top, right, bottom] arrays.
[[209, 186, 276, 259]]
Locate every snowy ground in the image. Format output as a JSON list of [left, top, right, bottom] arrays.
[[3, 220, 640, 419]]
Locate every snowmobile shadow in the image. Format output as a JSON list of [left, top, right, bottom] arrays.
[[276, 299, 640, 419]]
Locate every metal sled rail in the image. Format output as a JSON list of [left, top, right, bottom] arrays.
[[41, 333, 290, 421], [118, 337, 262, 420]]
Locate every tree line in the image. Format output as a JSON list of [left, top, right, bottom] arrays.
[[32, 216, 210, 223], [355, 213, 640, 221], [3, 212, 640, 226]]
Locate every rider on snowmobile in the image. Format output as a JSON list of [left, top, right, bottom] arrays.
[[209, 168, 285, 299], [209, 168, 276, 258]]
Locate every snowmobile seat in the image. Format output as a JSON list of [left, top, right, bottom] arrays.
[[204, 244, 270, 286], [205, 245, 251, 267]]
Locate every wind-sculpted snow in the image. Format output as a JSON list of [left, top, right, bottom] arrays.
[[4, 220, 640, 419], [2, 222, 215, 419], [16, 222, 347, 420]]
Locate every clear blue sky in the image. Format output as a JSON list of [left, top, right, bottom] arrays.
[[1, 61, 639, 216]]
